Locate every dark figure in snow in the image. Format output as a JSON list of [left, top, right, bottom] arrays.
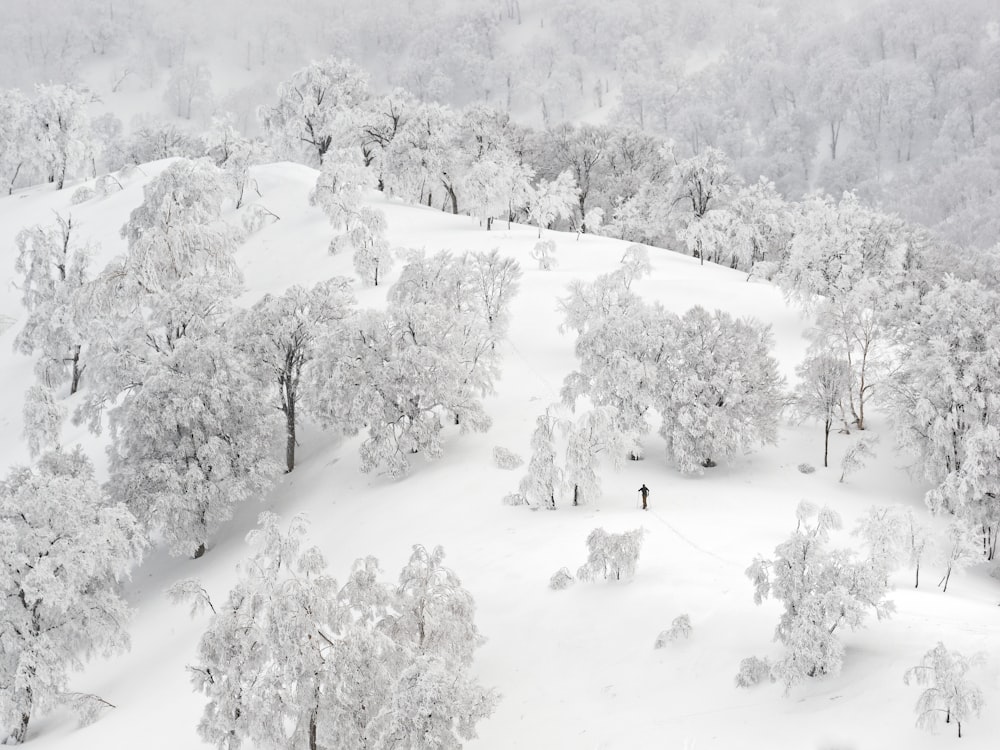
[[638, 484, 650, 510]]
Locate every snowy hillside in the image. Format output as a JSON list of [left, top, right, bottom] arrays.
[[1, 163, 998, 750]]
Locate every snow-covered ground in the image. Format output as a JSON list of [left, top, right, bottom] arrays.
[[0, 162, 997, 749]]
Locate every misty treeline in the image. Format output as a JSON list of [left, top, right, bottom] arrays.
[[2, 0, 1000, 247]]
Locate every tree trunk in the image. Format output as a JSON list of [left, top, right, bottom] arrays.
[[285, 398, 296, 473], [12, 683, 32, 744], [486, 216, 493, 231], [69, 346, 83, 395], [446, 183, 459, 215], [914, 561, 919, 588], [823, 418, 831, 468], [308, 706, 318, 750]]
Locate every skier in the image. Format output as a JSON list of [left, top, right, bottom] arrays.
[[638, 483, 650, 510]]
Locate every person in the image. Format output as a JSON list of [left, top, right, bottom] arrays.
[[638, 483, 650, 510]]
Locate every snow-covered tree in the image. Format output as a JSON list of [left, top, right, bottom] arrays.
[[853, 505, 907, 582], [560, 272, 671, 458], [310, 148, 375, 232], [174, 514, 497, 750], [530, 239, 557, 270], [655, 614, 692, 647], [778, 194, 907, 310], [937, 520, 982, 593], [115, 158, 242, 298], [519, 410, 561, 510], [232, 278, 356, 473], [794, 352, 851, 468], [206, 116, 271, 209], [164, 62, 213, 120], [382, 102, 463, 212], [32, 84, 94, 190], [657, 307, 783, 474], [84, 159, 280, 558], [576, 527, 646, 582], [0, 89, 33, 194], [890, 277, 1000, 551], [22, 385, 65, 458], [13, 215, 92, 394], [259, 57, 370, 165], [318, 274, 499, 476], [527, 169, 578, 237], [669, 146, 739, 266], [0, 448, 143, 744], [561, 406, 624, 506], [904, 508, 933, 589], [467, 249, 522, 340], [839, 434, 879, 483], [904, 643, 986, 739], [746, 501, 894, 692]]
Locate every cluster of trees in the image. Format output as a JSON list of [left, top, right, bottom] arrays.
[[742, 500, 990, 738], [14, 158, 522, 558], [172, 514, 498, 750], [6, 156, 519, 741]]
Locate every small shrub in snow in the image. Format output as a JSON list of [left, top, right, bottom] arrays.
[[493, 446, 524, 470], [530, 239, 557, 270], [576, 527, 646, 582], [502, 492, 527, 506], [654, 614, 692, 648], [797, 463, 815, 474], [549, 567, 574, 590], [71, 185, 95, 204], [95, 173, 124, 196], [735, 656, 774, 688], [839, 434, 878, 482], [904, 642, 986, 739]]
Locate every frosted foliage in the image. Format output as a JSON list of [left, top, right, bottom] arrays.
[[794, 352, 850, 467], [654, 614, 692, 647], [0, 450, 143, 744], [936, 521, 982, 593], [853, 506, 907, 580], [559, 272, 667, 451], [657, 306, 783, 474], [119, 158, 243, 297], [518, 411, 561, 510], [549, 568, 575, 590], [562, 406, 625, 505], [382, 103, 462, 208], [530, 239, 557, 270], [258, 57, 370, 165], [31, 83, 93, 190], [177, 516, 497, 750], [777, 193, 907, 309], [528, 170, 579, 237], [0, 89, 32, 195], [310, 149, 375, 231], [734, 657, 774, 688], [309, 250, 514, 477], [22, 385, 65, 458], [12, 215, 91, 393], [619, 244, 652, 285], [232, 278, 356, 473], [839, 434, 879, 483], [892, 278, 1000, 555], [745, 501, 894, 692], [904, 643, 986, 738], [492, 446, 523, 470], [576, 527, 646, 582], [106, 330, 282, 557]]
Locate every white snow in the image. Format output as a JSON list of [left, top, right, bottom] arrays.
[[0, 161, 997, 749]]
